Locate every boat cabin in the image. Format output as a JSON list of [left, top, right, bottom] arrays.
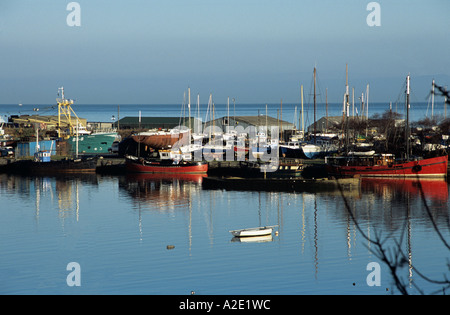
[[326, 153, 395, 167], [34, 151, 51, 163], [158, 149, 192, 162]]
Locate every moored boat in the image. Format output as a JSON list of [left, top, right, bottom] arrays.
[[325, 154, 448, 178], [56, 87, 119, 155], [301, 136, 339, 159], [279, 141, 305, 158], [4, 151, 98, 175], [132, 129, 189, 150], [125, 154, 208, 174], [68, 132, 118, 155], [326, 75, 448, 179], [229, 226, 276, 237]]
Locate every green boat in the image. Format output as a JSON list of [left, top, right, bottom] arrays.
[[68, 132, 118, 154], [56, 87, 119, 155]]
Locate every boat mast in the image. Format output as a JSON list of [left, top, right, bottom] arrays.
[[406, 74, 411, 160], [313, 67, 316, 144], [366, 84, 369, 120], [197, 93, 200, 134], [227, 96, 230, 132], [301, 84, 304, 137], [345, 64, 350, 154], [431, 79, 435, 119], [188, 87, 191, 135], [325, 88, 328, 134], [280, 98, 283, 142]]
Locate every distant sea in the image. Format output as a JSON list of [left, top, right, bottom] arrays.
[[0, 102, 447, 127]]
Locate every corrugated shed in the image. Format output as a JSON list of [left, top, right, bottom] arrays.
[[16, 140, 56, 157]]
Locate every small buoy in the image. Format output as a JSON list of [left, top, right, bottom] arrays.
[[353, 282, 356, 286], [191, 291, 195, 295], [275, 231, 279, 236], [166, 245, 175, 250]]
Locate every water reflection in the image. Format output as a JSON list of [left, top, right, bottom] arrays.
[[0, 173, 448, 294], [0, 173, 99, 220], [118, 173, 206, 212], [357, 178, 449, 229], [231, 234, 273, 243], [346, 178, 449, 292], [361, 178, 448, 202]]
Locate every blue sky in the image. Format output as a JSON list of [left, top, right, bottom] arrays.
[[0, 0, 449, 105]]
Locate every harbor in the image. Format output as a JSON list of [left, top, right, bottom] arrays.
[[1, 80, 449, 296], [2, 74, 450, 183]]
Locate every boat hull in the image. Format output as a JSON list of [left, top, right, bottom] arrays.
[[230, 227, 273, 237], [4, 157, 98, 175], [326, 155, 448, 178], [68, 132, 118, 154], [302, 144, 338, 159], [279, 145, 305, 158], [125, 157, 208, 174], [132, 131, 188, 150]]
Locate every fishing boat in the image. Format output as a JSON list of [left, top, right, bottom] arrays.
[[229, 226, 276, 237], [56, 87, 119, 155], [325, 75, 448, 178], [68, 132, 118, 154], [125, 153, 208, 174], [5, 150, 98, 175], [325, 154, 448, 178]]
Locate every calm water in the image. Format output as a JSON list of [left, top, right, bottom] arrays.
[[1, 102, 449, 295], [0, 173, 449, 295], [0, 101, 446, 126]]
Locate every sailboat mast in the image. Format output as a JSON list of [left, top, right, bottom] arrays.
[[326, 88, 328, 134], [431, 79, 435, 119], [313, 67, 316, 144], [280, 98, 283, 142], [301, 84, 304, 137], [345, 64, 350, 154], [227, 96, 230, 131], [197, 93, 200, 134], [406, 74, 411, 160], [366, 84, 369, 120], [188, 87, 191, 134]]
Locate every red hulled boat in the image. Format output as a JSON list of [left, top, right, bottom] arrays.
[[326, 154, 448, 178], [326, 74, 448, 179], [125, 155, 208, 174], [131, 130, 188, 150]]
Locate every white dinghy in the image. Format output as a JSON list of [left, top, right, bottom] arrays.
[[229, 225, 277, 237]]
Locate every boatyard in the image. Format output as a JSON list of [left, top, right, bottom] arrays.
[[1, 73, 450, 183]]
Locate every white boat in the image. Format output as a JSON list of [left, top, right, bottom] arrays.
[[301, 140, 338, 159], [229, 226, 276, 237]]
